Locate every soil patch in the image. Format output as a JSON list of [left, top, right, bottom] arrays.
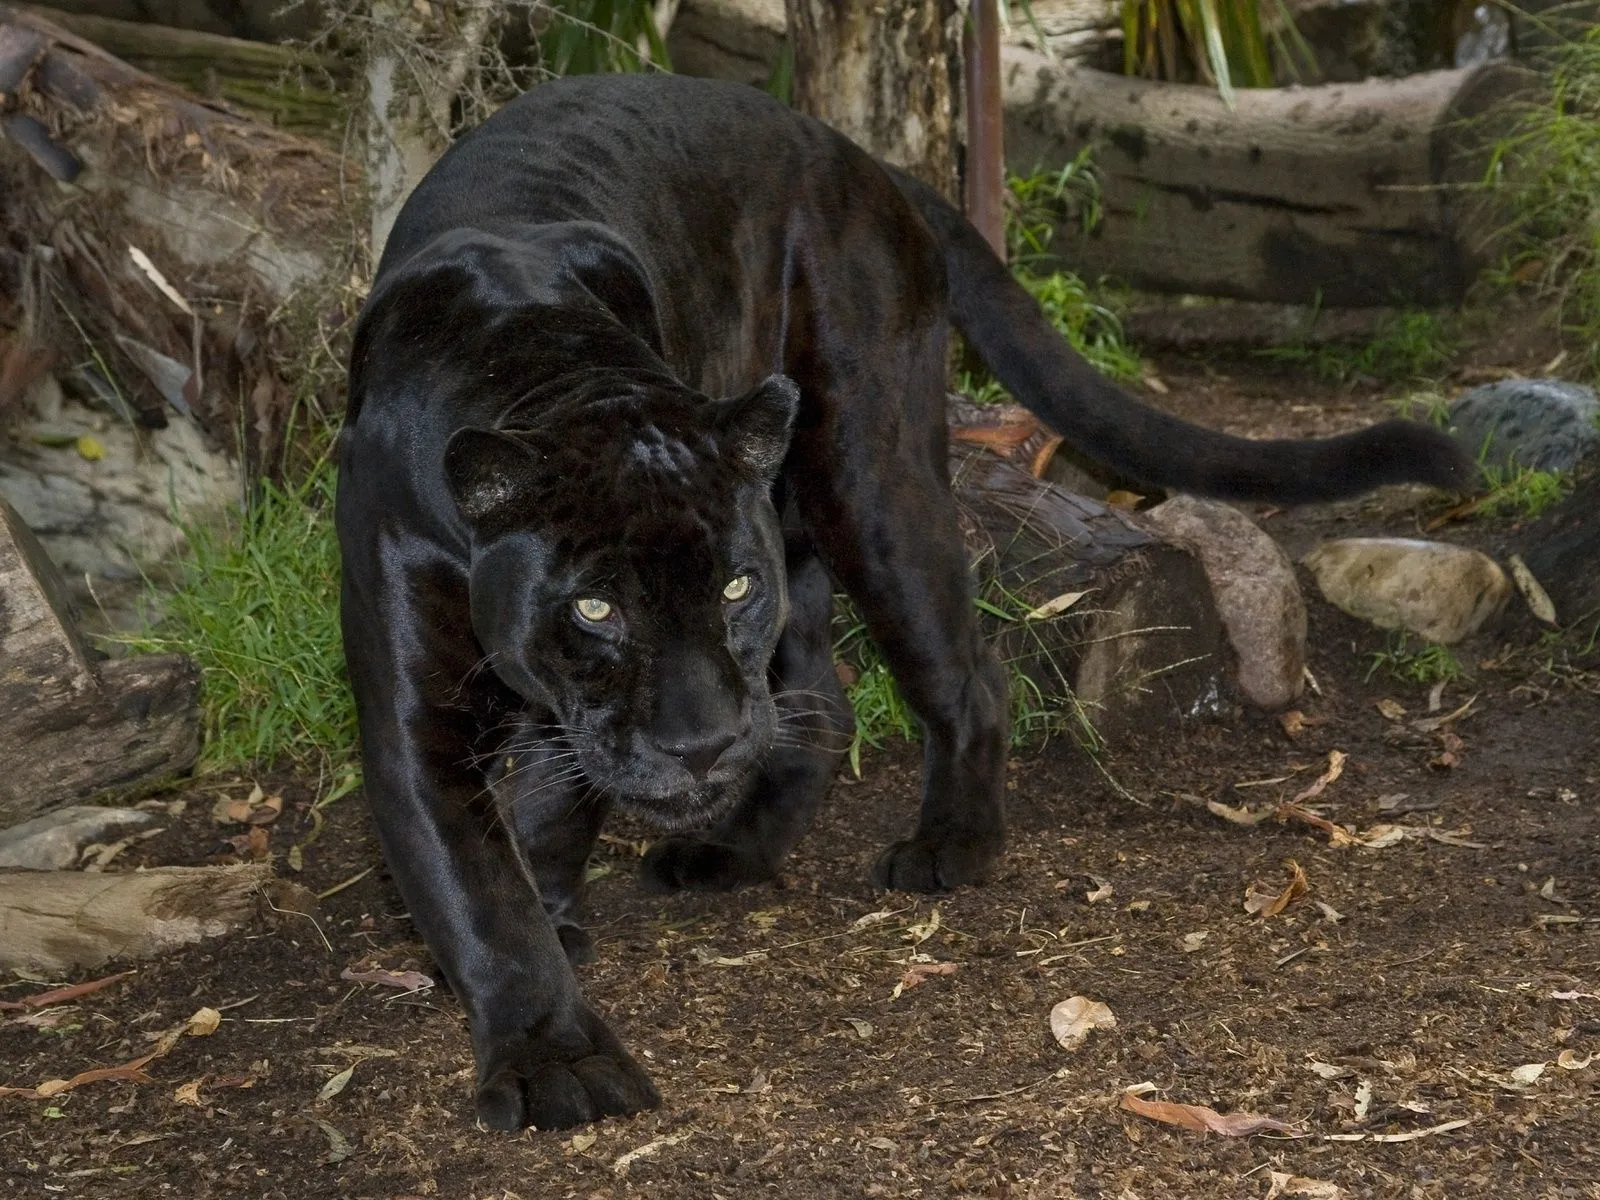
[[3, 352, 1597, 1199]]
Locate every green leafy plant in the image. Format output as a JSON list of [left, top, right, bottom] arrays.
[[120, 461, 355, 773], [1482, 27, 1600, 378], [1365, 632, 1463, 686], [960, 162, 1140, 403], [1120, 0, 1315, 105], [539, 0, 672, 75]]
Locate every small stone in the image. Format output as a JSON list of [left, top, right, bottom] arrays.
[[1449, 379, 1600, 474], [1143, 496, 1306, 709], [1301, 538, 1510, 644], [0, 806, 157, 870]]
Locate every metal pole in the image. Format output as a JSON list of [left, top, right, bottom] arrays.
[[963, 0, 1006, 260]]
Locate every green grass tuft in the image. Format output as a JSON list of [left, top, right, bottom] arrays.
[[1365, 632, 1464, 687], [1257, 309, 1458, 384], [1483, 27, 1600, 379], [1475, 461, 1571, 520], [120, 461, 355, 773]]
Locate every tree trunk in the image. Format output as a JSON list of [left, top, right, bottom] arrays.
[[1003, 53, 1531, 306], [784, 0, 959, 199]]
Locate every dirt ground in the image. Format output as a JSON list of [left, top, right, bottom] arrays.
[[3, 347, 1598, 1200]]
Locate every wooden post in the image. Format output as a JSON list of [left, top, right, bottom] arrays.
[[963, 0, 1006, 257]]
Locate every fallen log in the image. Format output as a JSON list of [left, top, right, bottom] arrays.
[[0, 863, 275, 973], [20, 5, 349, 139], [1002, 52, 1531, 306], [0, 496, 200, 825]]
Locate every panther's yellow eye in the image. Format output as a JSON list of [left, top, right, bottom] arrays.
[[574, 597, 613, 623], [722, 575, 752, 602]]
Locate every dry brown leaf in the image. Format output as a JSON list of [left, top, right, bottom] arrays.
[[1050, 996, 1116, 1051], [1085, 878, 1114, 904], [1278, 710, 1319, 737], [1376, 698, 1407, 720], [1207, 799, 1272, 827], [1411, 696, 1477, 734], [1323, 1117, 1472, 1143], [1557, 1049, 1595, 1070], [892, 962, 957, 999], [0, 970, 135, 1012], [340, 965, 435, 993], [1266, 1173, 1345, 1200], [1244, 860, 1309, 918], [1024, 589, 1089, 621], [949, 413, 1041, 453], [1118, 1090, 1291, 1136], [172, 1079, 205, 1106], [1290, 751, 1346, 803], [317, 1064, 355, 1101], [1275, 803, 1356, 846]]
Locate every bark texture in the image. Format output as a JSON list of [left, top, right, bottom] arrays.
[[784, 0, 959, 199], [0, 497, 200, 825], [0, 863, 276, 972]]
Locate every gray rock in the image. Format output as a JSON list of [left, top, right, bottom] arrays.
[[1449, 379, 1600, 474], [1301, 537, 1510, 644], [0, 805, 157, 870], [1143, 496, 1307, 710]]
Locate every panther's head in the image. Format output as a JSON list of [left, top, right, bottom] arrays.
[[443, 375, 799, 830]]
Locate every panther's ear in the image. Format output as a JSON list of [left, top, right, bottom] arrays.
[[716, 374, 800, 480], [444, 428, 538, 526]]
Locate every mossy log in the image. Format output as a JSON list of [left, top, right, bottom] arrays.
[[21, 5, 348, 138], [1002, 53, 1531, 306]]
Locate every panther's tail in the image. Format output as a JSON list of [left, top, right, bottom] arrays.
[[887, 168, 1478, 504]]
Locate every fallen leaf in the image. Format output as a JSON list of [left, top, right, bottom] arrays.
[[0, 970, 135, 1011], [172, 1079, 204, 1106], [1244, 861, 1309, 918], [1266, 1172, 1345, 1200], [340, 966, 435, 993], [1376, 698, 1407, 720], [1142, 373, 1169, 394], [1411, 696, 1477, 734], [1557, 1049, 1594, 1070], [1085, 878, 1114, 904], [1353, 1079, 1372, 1120], [1508, 554, 1558, 625], [570, 1131, 598, 1152], [1276, 803, 1356, 847], [1024, 589, 1089, 621], [892, 962, 958, 999], [1551, 990, 1600, 1001], [844, 1017, 873, 1039], [865, 1136, 898, 1152], [187, 1008, 221, 1037], [903, 908, 941, 945], [1181, 932, 1209, 953], [1509, 1062, 1546, 1085], [1118, 1090, 1291, 1136], [1355, 824, 1410, 849], [1206, 799, 1272, 827], [1050, 996, 1116, 1051], [1290, 751, 1346, 804], [1278, 710, 1321, 737], [1313, 901, 1345, 923], [317, 1064, 355, 1101], [1105, 489, 1144, 510], [311, 1118, 353, 1164]]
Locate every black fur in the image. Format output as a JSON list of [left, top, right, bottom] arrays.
[[337, 74, 1474, 1133]]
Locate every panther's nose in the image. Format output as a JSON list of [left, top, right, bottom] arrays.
[[657, 730, 738, 781]]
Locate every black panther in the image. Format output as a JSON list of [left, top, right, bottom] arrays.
[[337, 73, 1474, 1132]]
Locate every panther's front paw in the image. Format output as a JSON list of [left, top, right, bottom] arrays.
[[473, 1004, 659, 1132], [638, 836, 772, 893], [871, 830, 1004, 893]]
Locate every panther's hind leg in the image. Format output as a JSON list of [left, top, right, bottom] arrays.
[[639, 542, 853, 892]]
